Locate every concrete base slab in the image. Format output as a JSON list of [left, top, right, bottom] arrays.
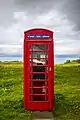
[[32, 111, 54, 120]]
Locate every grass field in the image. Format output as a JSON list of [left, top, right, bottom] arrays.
[[54, 64, 80, 120], [0, 62, 80, 120]]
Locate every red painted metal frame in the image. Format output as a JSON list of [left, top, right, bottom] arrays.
[[24, 28, 54, 111]]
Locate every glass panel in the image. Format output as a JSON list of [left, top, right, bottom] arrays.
[[30, 88, 46, 94], [33, 73, 45, 80], [30, 65, 48, 73], [33, 66, 45, 72], [30, 95, 46, 101], [30, 73, 48, 80], [30, 52, 48, 59], [46, 95, 48, 101], [30, 88, 48, 94], [30, 44, 48, 51], [31, 81, 46, 87], [29, 44, 49, 101], [45, 74, 48, 79], [30, 59, 48, 65], [30, 95, 48, 101]]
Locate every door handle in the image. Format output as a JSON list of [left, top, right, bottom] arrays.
[[49, 67, 52, 72]]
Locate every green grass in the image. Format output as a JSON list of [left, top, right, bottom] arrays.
[[0, 63, 32, 120], [54, 64, 80, 120], [0, 62, 80, 120]]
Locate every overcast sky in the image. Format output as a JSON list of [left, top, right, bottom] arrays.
[[0, 0, 80, 56]]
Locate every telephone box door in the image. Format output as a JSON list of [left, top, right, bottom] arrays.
[[24, 42, 53, 110]]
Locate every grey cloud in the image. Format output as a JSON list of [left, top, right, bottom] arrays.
[[0, 0, 16, 27], [56, 31, 80, 41], [0, 0, 80, 55], [15, 0, 80, 32], [14, 0, 60, 14], [0, 0, 80, 32], [0, 0, 80, 46], [59, 0, 80, 31], [0, 0, 55, 26]]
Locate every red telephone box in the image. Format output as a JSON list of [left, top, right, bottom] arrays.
[[24, 28, 54, 111]]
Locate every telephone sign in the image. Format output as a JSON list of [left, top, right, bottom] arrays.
[[28, 34, 50, 38]]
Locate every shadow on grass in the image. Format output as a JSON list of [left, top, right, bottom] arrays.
[[53, 93, 80, 120], [0, 95, 80, 120], [53, 93, 68, 116], [0, 99, 31, 120]]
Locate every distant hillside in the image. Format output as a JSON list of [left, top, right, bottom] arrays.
[[64, 58, 80, 64], [55, 54, 80, 58], [0, 53, 22, 57]]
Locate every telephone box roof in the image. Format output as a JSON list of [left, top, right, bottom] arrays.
[[24, 28, 53, 33]]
